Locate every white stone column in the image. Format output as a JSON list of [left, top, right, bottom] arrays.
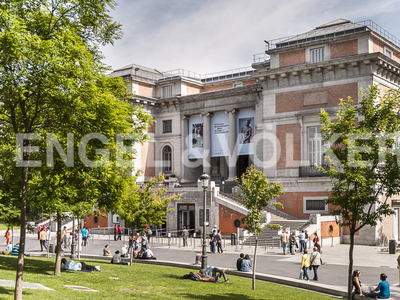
[[226, 108, 238, 181], [181, 115, 189, 181], [202, 112, 212, 175]]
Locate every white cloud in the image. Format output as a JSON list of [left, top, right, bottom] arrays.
[[100, 0, 400, 74]]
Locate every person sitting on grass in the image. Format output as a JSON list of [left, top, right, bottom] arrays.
[[121, 244, 129, 258], [103, 244, 111, 256], [240, 254, 252, 272], [61, 258, 100, 272], [194, 251, 202, 265], [133, 246, 139, 259], [187, 266, 229, 283], [111, 250, 128, 265], [11, 243, 19, 256]]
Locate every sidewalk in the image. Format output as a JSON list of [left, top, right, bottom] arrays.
[[10, 233, 400, 298]]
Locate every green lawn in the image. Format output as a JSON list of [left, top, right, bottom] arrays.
[[0, 256, 335, 299]]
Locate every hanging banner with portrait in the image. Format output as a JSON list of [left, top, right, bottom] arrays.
[[189, 116, 203, 159], [236, 110, 254, 155], [211, 112, 229, 157]]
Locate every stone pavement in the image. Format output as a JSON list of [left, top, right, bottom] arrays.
[[5, 233, 400, 298]]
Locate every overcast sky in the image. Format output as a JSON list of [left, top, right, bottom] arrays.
[[100, 0, 400, 75]]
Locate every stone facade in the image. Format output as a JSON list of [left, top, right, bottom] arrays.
[[103, 19, 400, 245]]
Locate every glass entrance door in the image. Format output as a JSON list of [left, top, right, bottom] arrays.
[[182, 211, 190, 229]]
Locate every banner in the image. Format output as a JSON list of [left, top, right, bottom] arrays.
[[189, 116, 203, 159], [211, 112, 229, 157], [237, 110, 254, 155]]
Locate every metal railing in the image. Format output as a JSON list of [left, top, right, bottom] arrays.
[[252, 20, 400, 63], [299, 165, 329, 177]]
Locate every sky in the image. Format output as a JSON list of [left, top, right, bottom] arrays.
[[100, 0, 400, 75]]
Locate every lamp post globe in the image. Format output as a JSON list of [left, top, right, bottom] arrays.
[[200, 172, 210, 271]]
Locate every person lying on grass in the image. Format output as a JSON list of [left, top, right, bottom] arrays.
[[61, 258, 100, 272], [186, 266, 229, 283]]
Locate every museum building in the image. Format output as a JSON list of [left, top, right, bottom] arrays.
[[88, 19, 400, 245]]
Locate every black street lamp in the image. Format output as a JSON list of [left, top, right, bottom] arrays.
[[200, 172, 210, 271], [70, 216, 76, 259]]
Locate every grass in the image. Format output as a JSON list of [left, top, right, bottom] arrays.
[[0, 256, 336, 300]]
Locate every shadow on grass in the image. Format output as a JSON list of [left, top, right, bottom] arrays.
[[0, 256, 54, 275], [163, 274, 183, 279], [180, 293, 256, 300]]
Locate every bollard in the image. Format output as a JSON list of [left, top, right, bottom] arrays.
[[331, 236, 333, 247], [249, 238, 251, 248], [161, 236, 164, 247], [109, 233, 110, 244], [241, 240, 243, 250], [179, 237, 181, 248], [224, 238, 226, 249], [321, 238, 323, 248], [152, 236, 154, 248], [265, 239, 267, 251], [168, 237, 171, 248]]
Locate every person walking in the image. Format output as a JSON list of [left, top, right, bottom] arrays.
[[146, 225, 152, 245], [216, 229, 223, 253], [209, 230, 216, 254], [117, 225, 122, 241], [181, 226, 188, 247], [300, 250, 310, 281], [81, 227, 88, 246], [39, 228, 47, 252], [310, 246, 321, 281], [280, 231, 289, 255], [114, 225, 117, 241], [141, 232, 148, 250], [299, 230, 306, 252], [46, 227, 51, 248], [128, 233, 134, 253], [37, 226, 42, 240], [62, 226, 68, 249], [289, 232, 297, 255], [4, 228, 10, 246]]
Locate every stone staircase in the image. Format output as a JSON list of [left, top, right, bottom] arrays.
[[217, 192, 309, 247]]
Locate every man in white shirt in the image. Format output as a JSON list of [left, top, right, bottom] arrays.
[[299, 230, 306, 253], [144, 247, 156, 260]]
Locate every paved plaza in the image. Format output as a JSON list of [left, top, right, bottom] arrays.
[[2, 231, 400, 298]]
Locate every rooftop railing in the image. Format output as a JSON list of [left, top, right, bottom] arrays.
[[252, 20, 400, 63]]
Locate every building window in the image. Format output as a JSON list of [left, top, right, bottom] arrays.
[[310, 47, 325, 63], [163, 85, 172, 98], [308, 126, 324, 166], [385, 47, 393, 59], [303, 197, 328, 213], [163, 120, 172, 133], [199, 209, 209, 227], [162, 145, 172, 173]]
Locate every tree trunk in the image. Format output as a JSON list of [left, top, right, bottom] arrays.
[[54, 212, 62, 276], [347, 227, 355, 300], [130, 225, 134, 266], [14, 164, 28, 300], [252, 236, 258, 290]]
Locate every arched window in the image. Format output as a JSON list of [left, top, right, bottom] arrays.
[[162, 146, 172, 173]]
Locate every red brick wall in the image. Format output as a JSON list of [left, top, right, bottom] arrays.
[[330, 40, 358, 59], [372, 39, 383, 53], [276, 192, 329, 219], [138, 83, 152, 97], [276, 123, 301, 169], [202, 79, 257, 93], [321, 221, 340, 238], [219, 204, 245, 235], [187, 85, 201, 95], [393, 52, 400, 64], [243, 79, 257, 86], [84, 211, 108, 229], [279, 49, 306, 68], [342, 222, 360, 236], [276, 82, 358, 113]]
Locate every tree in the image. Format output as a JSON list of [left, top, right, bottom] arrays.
[[236, 164, 285, 290], [109, 173, 180, 264], [319, 85, 400, 300], [0, 1, 127, 298]]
